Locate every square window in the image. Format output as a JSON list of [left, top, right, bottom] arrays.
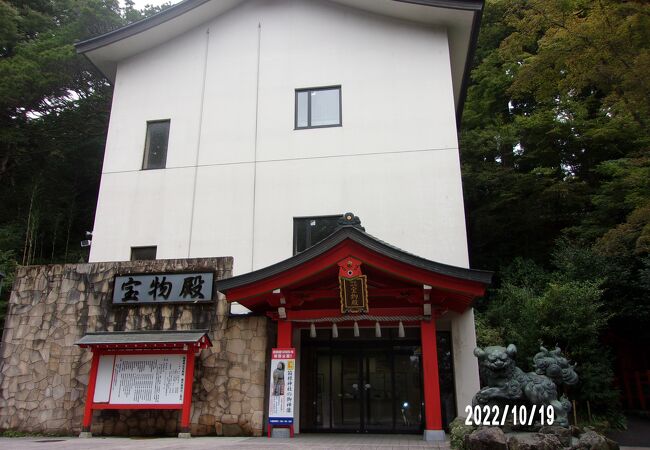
[[130, 246, 157, 261], [142, 120, 170, 169], [295, 87, 341, 129], [293, 215, 340, 254]]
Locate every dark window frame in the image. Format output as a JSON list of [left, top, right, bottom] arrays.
[[294, 86, 342, 130], [142, 119, 170, 170], [130, 246, 157, 261], [293, 215, 341, 255]]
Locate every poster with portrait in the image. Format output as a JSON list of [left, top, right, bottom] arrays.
[[268, 348, 296, 425]]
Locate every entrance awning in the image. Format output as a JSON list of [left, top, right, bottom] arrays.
[[218, 220, 492, 315]]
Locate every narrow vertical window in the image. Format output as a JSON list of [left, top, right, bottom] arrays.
[[142, 120, 170, 169], [295, 86, 341, 129]]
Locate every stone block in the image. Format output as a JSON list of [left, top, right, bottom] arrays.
[[24, 401, 39, 411], [52, 384, 66, 400], [222, 423, 242, 436], [240, 330, 253, 340], [250, 369, 265, 384], [227, 378, 241, 391], [214, 375, 228, 387], [247, 384, 264, 398], [70, 388, 80, 402], [577, 430, 610, 450], [226, 326, 241, 339], [250, 411, 263, 431], [539, 425, 572, 447], [217, 393, 229, 409], [250, 397, 263, 411], [250, 337, 266, 351], [226, 339, 246, 354], [228, 365, 249, 379], [200, 378, 214, 392], [466, 427, 507, 450], [198, 414, 215, 426], [251, 351, 266, 362], [507, 432, 562, 450], [230, 390, 245, 402], [229, 402, 242, 415], [221, 414, 238, 425]]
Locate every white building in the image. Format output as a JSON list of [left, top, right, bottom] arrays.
[[78, 0, 489, 440]]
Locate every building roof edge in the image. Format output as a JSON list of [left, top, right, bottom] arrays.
[[217, 225, 493, 294], [74, 0, 213, 54]]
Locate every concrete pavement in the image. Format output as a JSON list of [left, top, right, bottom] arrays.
[[0, 434, 450, 450]]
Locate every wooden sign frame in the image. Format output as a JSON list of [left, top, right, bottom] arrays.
[[339, 275, 369, 314]]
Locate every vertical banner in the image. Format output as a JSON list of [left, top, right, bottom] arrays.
[[268, 348, 296, 425]]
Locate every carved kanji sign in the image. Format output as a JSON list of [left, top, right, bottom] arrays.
[[339, 275, 369, 314]]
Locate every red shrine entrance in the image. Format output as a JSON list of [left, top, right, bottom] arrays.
[[218, 221, 492, 440], [299, 327, 432, 433]]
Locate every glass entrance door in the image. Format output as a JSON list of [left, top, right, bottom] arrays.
[[362, 352, 394, 431], [300, 328, 456, 433], [332, 352, 362, 430], [329, 351, 396, 431], [302, 343, 424, 433]]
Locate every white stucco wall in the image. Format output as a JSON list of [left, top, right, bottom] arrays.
[[88, 0, 479, 424], [89, 0, 467, 270], [451, 309, 481, 415]]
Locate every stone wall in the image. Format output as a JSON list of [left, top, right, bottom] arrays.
[[0, 258, 269, 436]]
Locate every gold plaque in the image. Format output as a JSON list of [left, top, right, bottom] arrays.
[[339, 275, 369, 314]]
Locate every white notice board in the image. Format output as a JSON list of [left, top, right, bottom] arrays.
[[93, 354, 186, 405]]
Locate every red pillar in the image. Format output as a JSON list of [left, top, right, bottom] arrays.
[[82, 351, 101, 432], [180, 349, 196, 433], [421, 319, 443, 434], [277, 320, 293, 348]]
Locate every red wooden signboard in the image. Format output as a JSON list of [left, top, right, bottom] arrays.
[[76, 331, 211, 437]]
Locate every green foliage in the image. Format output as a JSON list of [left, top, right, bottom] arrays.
[[449, 417, 475, 450], [585, 413, 627, 433], [0, 428, 68, 437], [475, 314, 503, 348], [0, 0, 173, 333], [477, 249, 619, 413], [463, 0, 650, 268], [464, 0, 650, 422]]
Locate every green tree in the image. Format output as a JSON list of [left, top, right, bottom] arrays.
[[465, 0, 650, 422], [462, 0, 650, 268], [0, 0, 172, 331], [478, 255, 618, 417]]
